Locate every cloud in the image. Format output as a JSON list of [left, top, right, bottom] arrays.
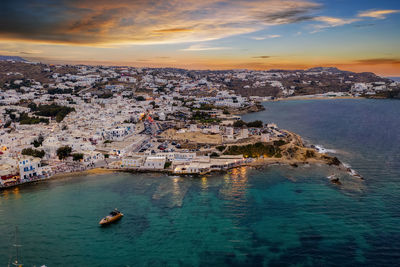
[[253, 56, 271, 59], [153, 28, 194, 33], [358, 10, 400, 19], [254, 5, 319, 24], [314, 16, 359, 27], [310, 9, 398, 33], [251, 35, 281, 40], [353, 23, 376, 28], [19, 50, 42, 55], [0, 0, 320, 45], [311, 16, 360, 32], [182, 44, 230, 51], [355, 58, 400, 65]]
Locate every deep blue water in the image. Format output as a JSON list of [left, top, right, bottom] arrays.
[[1, 99, 399, 266]]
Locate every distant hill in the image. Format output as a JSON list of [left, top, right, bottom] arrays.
[[306, 67, 345, 73], [226, 67, 391, 97], [0, 55, 27, 62]]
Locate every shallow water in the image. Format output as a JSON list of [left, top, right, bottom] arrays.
[[1, 99, 399, 266]]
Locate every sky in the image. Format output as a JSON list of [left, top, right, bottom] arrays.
[[0, 0, 399, 76]]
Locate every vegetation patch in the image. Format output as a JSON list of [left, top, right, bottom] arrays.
[[21, 148, 45, 158], [32, 135, 44, 147], [224, 142, 281, 158], [164, 161, 172, 169], [56, 146, 72, 160], [216, 145, 226, 152], [34, 104, 75, 122], [72, 153, 84, 161], [191, 111, 221, 123], [233, 120, 263, 128], [19, 113, 49, 125]]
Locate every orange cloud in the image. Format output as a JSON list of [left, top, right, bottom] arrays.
[[358, 9, 400, 19], [311, 16, 360, 32], [0, 0, 320, 45], [153, 28, 194, 33], [354, 58, 400, 65]]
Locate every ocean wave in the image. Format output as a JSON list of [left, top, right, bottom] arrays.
[[342, 162, 351, 168], [341, 162, 364, 179], [315, 145, 337, 154]]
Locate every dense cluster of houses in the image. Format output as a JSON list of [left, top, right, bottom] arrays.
[[2, 61, 395, 188], [0, 61, 268, 188]]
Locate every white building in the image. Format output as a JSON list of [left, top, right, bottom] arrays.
[[121, 156, 145, 168], [142, 156, 166, 170], [19, 157, 50, 179]]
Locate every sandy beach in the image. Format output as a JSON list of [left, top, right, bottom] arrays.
[[50, 167, 118, 179]]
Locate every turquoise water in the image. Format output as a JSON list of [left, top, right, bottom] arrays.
[[1, 99, 400, 266]]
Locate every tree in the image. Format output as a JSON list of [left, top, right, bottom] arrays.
[[224, 142, 281, 158], [28, 102, 37, 111], [34, 104, 75, 123], [210, 152, 220, 158], [216, 145, 226, 152], [164, 161, 172, 169], [32, 135, 44, 147], [56, 146, 72, 160], [72, 153, 84, 161], [233, 120, 246, 127], [246, 120, 263, 128], [233, 120, 263, 128], [4, 120, 11, 128], [22, 148, 45, 158], [19, 113, 49, 125]]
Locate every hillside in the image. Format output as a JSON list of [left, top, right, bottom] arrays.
[[0, 55, 27, 62]]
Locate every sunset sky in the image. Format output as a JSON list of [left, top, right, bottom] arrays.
[[1, 0, 399, 76]]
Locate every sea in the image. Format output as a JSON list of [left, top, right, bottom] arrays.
[[1, 99, 399, 266]]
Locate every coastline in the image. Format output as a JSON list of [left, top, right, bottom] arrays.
[[0, 168, 119, 191], [1, 154, 361, 192], [50, 167, 119, 179], [1, 99, 363, 191], [271, 95, 364, 102]]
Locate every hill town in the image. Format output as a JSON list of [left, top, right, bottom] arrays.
[[0, 58, 395, 188]]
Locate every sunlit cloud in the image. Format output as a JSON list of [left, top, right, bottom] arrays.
[[251, 35, 281, 40], [358, 9, 400, 19], [182, 44, 230, 51], [153, 28, 194, 33], [311, 16, 360, 32], [0, 0, 320, 45]]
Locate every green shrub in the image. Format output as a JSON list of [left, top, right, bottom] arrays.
[[34, 104, 75, 122], [56, 146, 72, 160], [224, 142, 281, 158], [22, 148, 45, 158], [216, 145, 226, 152], [72, 153, 84, 161]]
